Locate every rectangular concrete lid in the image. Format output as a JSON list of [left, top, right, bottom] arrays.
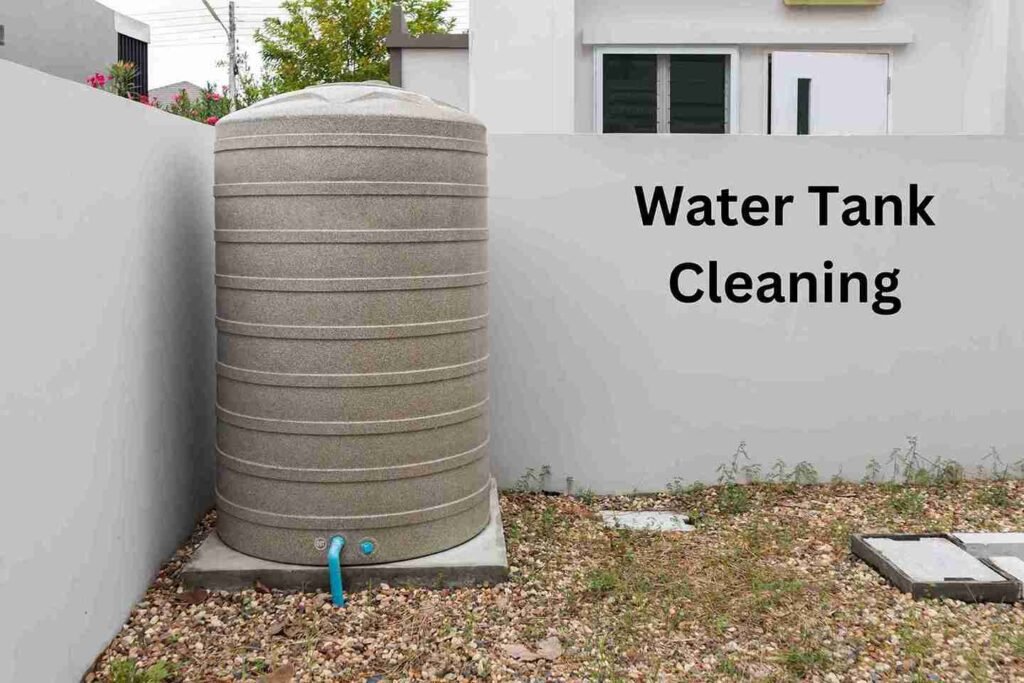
[[990, 556, 1024, 583], [865, 537, 1005, 583], [952, 533, 1024, 545]]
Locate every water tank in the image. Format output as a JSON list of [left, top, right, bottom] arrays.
[[213, 83, 490, 566]]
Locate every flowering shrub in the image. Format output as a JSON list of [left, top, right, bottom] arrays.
[[88, 62, 233, 124], [163, 84, 232, 125], [162, 84, 231, 126], [86, 62, 157, 106]]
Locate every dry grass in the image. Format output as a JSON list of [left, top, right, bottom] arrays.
[[91, 480, 1024, 681]]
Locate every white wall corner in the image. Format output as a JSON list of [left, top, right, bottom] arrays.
[[963, 0, 1009, 134], [551, 0, 577, 133], [114, 12, 151, 44]]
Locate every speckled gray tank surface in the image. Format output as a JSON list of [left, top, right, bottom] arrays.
[[213, 82, 491, 566]]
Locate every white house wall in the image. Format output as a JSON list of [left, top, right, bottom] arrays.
[[487, 133, 1024, 492], [0, 0, 118, 84], [574, 0, 976, 134], [470, 0, 575, 132], [0, 60, 216, 682], [402, 48, 470, 111], [1004, 0, 1024, 134]]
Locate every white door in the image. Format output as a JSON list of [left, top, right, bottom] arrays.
[[770, 52, 889, 135]]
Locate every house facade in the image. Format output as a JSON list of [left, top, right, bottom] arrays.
[[391, 0, 1024, 135], [0, 0, 150, 93]]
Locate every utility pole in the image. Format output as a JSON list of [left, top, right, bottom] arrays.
[[201, 0, 238, 110], [228, 1, 237, 109]]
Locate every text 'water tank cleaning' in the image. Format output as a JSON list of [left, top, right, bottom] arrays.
[[212, 82, 491, 565]]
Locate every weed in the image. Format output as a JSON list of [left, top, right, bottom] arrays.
[[964, 650, 988, 681], [897, 624, 934, 662], [585, 568, 619, 594], [741, 462, 763, 484], [976, 485, 1013, 508], [768, 458, 789, 484], [717, 484, 751, 515], [716, 656, 742, 677], [667, 478, 705, 497], [890, 489, 926, 515], [109, 659, 172, 683], [241, 658, 269, 677], [779, 647, 830, 677], [790, 461, 819, 486], [997, 630, 1024, 657], [717, 441, 751, 485], [540, 503, 557, 534], [863, 457, 883, 484], [515, 465, 552, 492], [577, 488, 596, 505]]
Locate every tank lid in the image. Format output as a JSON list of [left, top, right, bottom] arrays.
[[217, 81, 483, 138]]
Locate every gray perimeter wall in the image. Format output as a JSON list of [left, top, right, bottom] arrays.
[[0, 60, 215, 682], [0, 0, 117, 84], [487, 133, 1024, 493]]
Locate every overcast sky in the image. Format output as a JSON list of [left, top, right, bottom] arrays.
[[97, 0, 468, 90]]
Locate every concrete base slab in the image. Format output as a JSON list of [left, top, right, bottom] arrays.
[[182, 483, 508, 591], [952, 533, 1024, 562], [851, 534, 1019, 602], [865, 536, 1004, 583], [599, 510, 694, 532], [990, 557, 1024, 599]]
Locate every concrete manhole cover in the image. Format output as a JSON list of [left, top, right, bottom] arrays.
[[851, 534, 1019, 602], [599, 511, 694, 532]]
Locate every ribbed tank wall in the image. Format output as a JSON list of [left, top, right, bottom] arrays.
[[212, 83, 491, 566]]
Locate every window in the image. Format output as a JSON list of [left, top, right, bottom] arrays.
[[118, 33, 149, 96], [597, 48, 737, 134]]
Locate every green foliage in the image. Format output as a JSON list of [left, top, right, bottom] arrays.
[[109, 659, 171, 683], [86, 62, 156, 106], [716, 441, 750, 485], [514, 465, 551, 492], [863, 457, 883, 484], [585, 568, 619, 594], [779, 647, 830, 677], [976, 484, 1013, 508], [255, 0, 454, 93], [889, 489, 926, 515], [162, 83, 231, 125], [717, 484, 751, 515], [106, 61, 138, 98], [577, 488, 596, 505], [667, 478, 705, 498], [789, 461, 819, 486], [540, 503, 557, 535]]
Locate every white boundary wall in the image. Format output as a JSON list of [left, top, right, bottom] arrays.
[[0, 60, 215, 682], [487, 134, 1024, 493]]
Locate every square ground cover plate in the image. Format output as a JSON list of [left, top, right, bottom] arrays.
[[851, 534, 1018, 602], [182, 482, 508, 591], [599, 511, 694, 532], [951, 533, 1024, 562]]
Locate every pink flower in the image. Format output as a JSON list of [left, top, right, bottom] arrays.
[[173, 93, 182, 104], [206, 116, 220, 125], [86, 72, 107, 88]]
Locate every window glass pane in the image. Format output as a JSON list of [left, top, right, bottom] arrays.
[[670, 54, 728, 134], [603, 54, 657, 133]]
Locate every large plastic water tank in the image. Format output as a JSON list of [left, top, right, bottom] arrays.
[[213, 83, 491, 565]]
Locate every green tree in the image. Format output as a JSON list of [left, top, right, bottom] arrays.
[[255, 0, 453, 93]]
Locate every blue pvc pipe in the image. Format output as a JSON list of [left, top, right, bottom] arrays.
[[327, 536, 345, 607]]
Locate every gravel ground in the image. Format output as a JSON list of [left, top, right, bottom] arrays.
[[90, 480, 1024, 682]]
